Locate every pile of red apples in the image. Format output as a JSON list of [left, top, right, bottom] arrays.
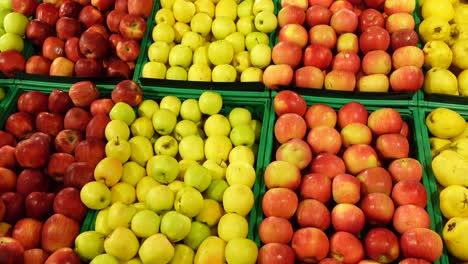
[[0, 79, 143, 263], [257, 90, 443, 264], [6, 0, 153, 78], [263, 0, 424, 92]]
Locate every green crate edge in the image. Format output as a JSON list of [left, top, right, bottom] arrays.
[[254, 95, 449, 264], [0, 79, 17, 121], [132, 0, 273, 98]]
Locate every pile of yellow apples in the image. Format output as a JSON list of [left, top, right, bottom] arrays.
[[425, 107, 468, 262], [141, 0, 277, 82], [76, 91, 263, 263], [420, 0, 468, 96]]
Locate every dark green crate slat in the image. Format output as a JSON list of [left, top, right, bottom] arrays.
[[255, 95, 449, 264], [0, 79, 17, 121]]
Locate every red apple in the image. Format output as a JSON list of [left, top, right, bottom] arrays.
[[391, 29, 419, 50], [357, 167, 392, 196], [106, 9, 127, 33], [364, 228, 400, 263], [388, 158, 423, 182], [386, 13, 415, 34], [12, 0, 38, 17], [399, 258, 432, 264], [68, 81, 100, 107], [300, 173, 332, 203], [74, 139, 106, 167], [329, 0, 353, 13], [305, 103, 336, 129], [309, 0, 332, 7], [0, 145, 16, 169], [59, 0, 82, 18], [329, 231, 364, 263], [74, 58, 105, 78], [360, 192, 395, 226], [116, 39, 141, 62], [46, 153, 75, 182], [337, 102, 368, 128], [400, 228, 443, 262], [324, 70, 356, 91], [294, 66, 324, 89], [86, 114, 111, 140], [278, 5, 305, 27], [24, 248, 50, 264], [119, 14, 147, 40], [320, 258, 343, 264], [0, 222, 12, 237], [359, 9, 384, 32], [48, 89, 73, 114], [44, 247, 81, 264], [0, 237, 25, 264], [56, 17, 82, 40], [296, 199, 330, 230], [292, 227, 329, 263], [263, 64, 294, 90], [114, 0, 127, 11], [79, 30, 109, 59], [106, 58, 131, 78], [389, 65, 424, 92], [303, 44, 332, 70], [278, 24, 308, 48], [332, 173, 361, 205], [64, 37, 84, 62], [85, 24, 109, 39], [36, 3, 60, 26], [391, 179, 427, 207], [262, 187, 299, 219], [343, 144, 380, 175], [42, 37, 65, 61], [305, 5, 332, 27], [127, 0, 153, 18], [54, 129, 83, 154], [26, 19, 55, 47], [0, 131, 16, 147], [258, 243, 295, 264], [1, 192, 25, 225], [332, 51, 361, 73], [17, 91, 49, 115], [307, 126, 342, 155], [49, 57, 75, 77], [90, 98, 115, 116], [111, 80, 143, 106], [272, 41, 303, 69], [25, 192, 55, 221], [91, 0, 115, 11], [16, 169, 53, 196], [401, 121, 411, 138], [259, 216, 294, 244], [78, 5, 104, 28], [359, 26, 390, 54], [63, 162, 95, 188], [309, 25, 336, 49], [331, 203, 365, 235], [108, 33, 124, 54], [276, 138, 312, 170], [362, 50, 392, 75], [310, 153, 346, 179], [330, 8, 358, 34], [273, 90, 307, 117], [53, 187, 87, 222], [393, 204, 430, 234], [367, 108, 403, 136], [0, 168, 17, 193], [25, 55, 52, 75], [15, 132, 51, 169], [35, 112, 64, 137], [392, 46, 424, 70], [0, 50, 26, 77], [375, 133, 410, 159], [63, 107, 92, 132], [0, 199, 5, 221], [274, 113, 307, 144], [41, 213, 80, 253], [12, 218, 43, 250], [364, 0, 385, 8]]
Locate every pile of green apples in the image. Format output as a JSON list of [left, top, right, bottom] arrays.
[[76, 91, 262, 263], [0, 2, 29, 52], [141, 0, 277, 82]]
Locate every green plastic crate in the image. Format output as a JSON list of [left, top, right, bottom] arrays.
[[0, 79, 17, 120], [255, 95, 449, 264]]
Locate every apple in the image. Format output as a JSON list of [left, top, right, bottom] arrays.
[[337, 102, 368, 129], [106, 10, 126, 33], [305, 5, 332, 27], [309, 0, 332, 7], [359, 26, 390, 54], [303, 44, 333, 70], [336, 32, 359, 53], [300, 173, 332, 203], [258, 243, 295, 264], [391, 29, 419, 50], [90, 98, 114, 116], [46, 153, 74, 182], [0, 222, 12, 237], [128, 0, 153, 18], [342, 144, 380, 175], [116, 39, 140, 62], [119, 14, 147, 40], [393, 205, 430, 234], [310, 153, 346, 179], [25, 55, 52, 75], [53, 187, 87, 222], [306, 126, 342, 155], [0, 145, 16, 169], [294, 66, 324, 89], [59, 0, 82, 18], [64, 107, 92, 132], [359, 9, 384, 32], [49, 57, 74, 77], [329, 231, 364, 263], [35, 112, 64, 137], [367, 108, 403, 136], [0, 131, 16, 147], [12, 0, 38, 17], [388, 158, 423, 182], [332, 173, 361, 204], [330, 9, 358, 34], [0, 237, 25, 264], [324, 70, 356, 91], [309, 25, 337, 49], [63, 162, 94, 189], [263, 64, 294, 89], [262, 187, 298, 219], [91, 0, 114, 11], [291, 227, 329, 263], [74, 139, 106, 167], [400, 228, 443, 262], [364, 228, 400, 263], [329, 0, 353, 12], [399, 258, 432, 264], [392, 46, 424, 70], [391, 179, 427, 208], [36, 3, 60, 26], [86, 114, 111, 140], [48, 89, 73, 114], [0, 50, 26, 77], [24, 248, 50, 264], [16, 169, 53, 196], [384, 0, 415, 15], [360, 192, 395, 226], [41, 213, 80, 253], [25, 192, 55, 221], [111, 80, 143, 107], [375, 133, 410, 159], [274, 113, 307, 144], [26, 19, 55, 47], [106, 59, 131, 78], [68, 81, 99, 108], [386, 13, 415, 33], [78, 5, 104, 28], [79, 30, 108, 59], [278, 5, 305, 27], [357, 73, 390, 92], [74, 58, 104, 77], [332, 51, 361, 73], [273, 90, 307, 117], [12, 218, 43, 250], [340, 123, 372, 147], [305, 103, 336, 129], [17, 91, 49, 115], [296, 199, 330, 230], [42, 37, 65, 61], [364, 0, 385, 8], [357, 167, 392, 196], [0, 168, 17, 193], [15, 132, 51, 169], [1, 192, 25, 224], [362, 50, 392, 75], [56, 17, 82, 40], [331, 203, 365, 235], [44, 247, 81, 264], [389, 65, 424, 92], [276, 138, 312, 170], [64, 37, 84, 62], [54, 129, 84, 154], [278, 23, 308, 48], [272, 41, 303, 69], [259, 216, 294, 244]]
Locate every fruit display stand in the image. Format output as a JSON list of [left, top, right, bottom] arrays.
[[0, 78, 16, 119]]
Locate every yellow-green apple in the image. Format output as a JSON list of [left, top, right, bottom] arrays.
[[215, 0, 237, 19], [359, 26, 390, 54], [179, 135, 204, 162], [391, 180, 427, 207], [105, 120, 130, 142], [362, 50, 392, 75], [173, 0, 196, 23], [300, 173, 331, 203], [191, 13, 212, 36], [154, 135, 178, 157], [364, 228, 400, 263], [357, 167, 392, 196], [183, 164, 212, 192], [187, 63, 211, 81], [305, 5, 331, 28], [223, 184, 255, 216], [357, 73, 390, 92], [142, 61, 166, 79], [245, 31, 269, 51], [306, 126, 342, 155], [232, 50, 251, 73], [41, 213, 80, 253], [229, 124, 255, 146], [375, 133, 410, 159], [236, 15, 255, 35], [259, 216, 294, 244], [272, 41, 302, 69], [305, 103, 337, 129], [393, 205, 430, 234], [291, 227, 329, 263], [53, 187, 87, 222], [332, 51, 360, 73], [144, 185, 173, 212], [107, 202, 137, 230], [390, 65, 424, 92], [329, 0, 353, 12], [278, 23, 308, 48], [303, 44, 333, 70], [367, 108, 403, 136], [195, 0, 215, 17], [330, 9, 358, 34], [337, 32, 359, 53], [385, 13, 415, 33], [130, 209, 161, 238], [278, 5, 305, 27], [229, 145, 255, 165], [254, 11, 277, 33], [174, 120, 198, 140], [343, 144, 380, 175], [331, 203, 365, 235], [160, 210, 192, 242], [332, 173, 361, 204], [400, 228, 443, 262], [360, 192, 395, 226], [212, 64, 237, 82], [74, 231, 106, 261], [340, 123, 372, 147], [276, 138, 312, 170], [274, 113, 307, 144], [358, 8, 384, 32], [236, 0, 252, 17], [240, 66, 263, 82], [262, 187, 298, 219], [388, 158, 423, 182], [152, 22, 175, 43], [296, 199, 330, 230], [148, 41, 171, 64], [252, 0, 274, 14], [94, 156, 123, 187], [80, 181, 111, 210], [184, 221, 211, 250], [329, 231, 364, 263], [294, 66, 324, 89], [391, 29, 419, 51], [218, 213, 248, 241], [384, 0, 415, 15], [147, 155, 179, 184], [263, 64, 294, 89], [273, 89, 307, 117], [310, 153, 346, 179], [23, 248, 50, 264], [104, 227, 140, 261], [139, 233, 175, 264], [12, 218, 42, 250], [264, 160, 301, 190], [392, 46, 424, 69], [0, 237, 25, 264], [281, 0, 307, 10]]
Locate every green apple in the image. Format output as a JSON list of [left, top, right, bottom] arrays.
[[203, 114, 230, 136], [194, 236, 226, 263], [225, 32, 245, 54], [132, 202, 147, 212], [104, 227, 140, 261], [0, 1, 11, 10], [174, 186, 204, 217], [152, 22, 175, 43], [0, 32, 23, 52], [131, 209, 160, 238], [250, 119, 262, 140], [184, 221, 211, 250], [129, 136, 154, 166], [173, 22, 191, 43], [94, 157, 123, 187], [229, 145, 255, 165], [148, 41, 171, 63], [90, 254, 119, 264], [193, 45, 211, 65], [180, 98, 202, 122], [218, 213, 249, 241], [170, 244, 194, 264], [94, 208, 112, 235], [236, 16, 256, 35], [130, 117, 155, 139], [195, 0, 215, 17], [237, 0, 253, 17], [161, 0, 176, 9], [202, 159, 227, 180], [137, 99, 159, 119], [75, 231, 106, 262], [160, 95, 182, 116], [105, 138, 131, 163], [168, 180, 185, 194], [173, 119, 199, 141], [233, 50, 251, 73], [188, 63, 212, 81], [147, 154, 179, 184], [208, 39, 234, 65], [121, 161, 146, 187], [166, 66, 188, 80], [252, 0, 274, 15], [205, 179, 229, 201], [155, 8, 176, 25], [190, 13, 212, 36], [109, 102, 136, 126], [181, 31, 205, 51], [135, 176, 160, 202], [226, 161, 256, 188], [173, 0, 196, 23], [107, 202, 137, 230], [245, 32, 269, 51], [229, 107, 252, 127], [139, 233, 174, 264], [3, 12, 28, 36], [195, 199, 224, 226], [145, 184, 175, 212], [160, 210, 192, 242], [154, 135, 179, 157], [204, 135, 232, 162], [169, 44, 193, 68], [142, 61, 167, 79], [250, 43, 271, 69], [215, 0, 237, 20], [179, 135, 205, 161], [254, 11, 277, 33], [110, 182, 136, 205], [226, 238, 258, 264], [223, 184, 254, 216], [212, 64, 237, 82], [211, 17, 236, 40], [0, 9, 9, 29], [152, 108, 177, 135], [198, 91, 223, 115], [178, 159, 199, 180], [230, 124, 256, 147], [184, 164, 212, 192], [240, 67, 263, 82], [121, 258, 142, 264]]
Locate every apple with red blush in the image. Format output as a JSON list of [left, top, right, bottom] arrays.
[[391, 29, 419, 51], [17, 91, 49, 115], [63, 162, 95, 188], [343, 144, 380, 175], [127, 0, 153, 18], [262, 64, 294, 90], [68, 81, 100, 108], [53, 187, 87, 222], [367, 108, 403, 136], [307, 126, 342, 155], [389, 65, 424, 92], [258, 243, 295, 264], [26, 19, 55, 47], [74, 139, 106, 167], [340, 123, 372, 147], [331, 203, 365, 235], [388, 158, 423, 182], [41, 213, 80, 253], [272, 41, 303, 69], [262, 187, 299, 219], [399, 258, 432, 264], [294, 66, 324, 89], [0, 237, 25, 264], [111, 80, 143, 107], [330, 8, 358, 34], [35, 112, 64, 137], [305, 103, 337, 129], [46, 153, 75, 182], [118, 14, 146, 41], [90, 98, 114, 116], [1, 192, 25, 225], [400, 228, 443, 262], [91, 0, 115, 11], [0, 50, 26, 77], [375, 133, 410, 160], [78, 5, 104, 28], [48, 89, 73, 114], [274, 113, 307, 144], [0, 222, 12, 237], [64, 37, 84, 62], [360, 192, 395, 226], [63, 107, 92, 132], [303, 44, 333, 70], [36, 3, 60, 26], [324, 70, 356, 91], [12, 218, 43, 250], [44, 247, 81, 264], [16, 169, 53, 196], [309, 25, 337, 49], [305, 5, 331, 28], [114, 0, 127, 11], [391, 179, 427, 207], [25, 192, 55, 221], [278, 5, 305, 27], [42, 37, 65, 61], [0, 167, 17, 193], [310, 153, 346, 179], [107, 9, 127, 33], [25, 56, 52, 75], [356, 167, 393, 196], [332, 173, 361, 205], [54, 129, 84, 154], [329, 0, 354, 13], [278, 24, 308, 48], [332, 51, 361, 73], [0, 145, 17, 169], [259, 216, 294, 244], [359, 26, 390, 54], [359, 8, 384, 32], [24, 248, 50, 264], [300, 173, 331, 203], [364, 228, 400, 263], [49, 57, 75, 77], [15, 132, 52, 169], [393, 204, 431, 234], [362, 50, 392, 75], [320, 258, 343, 264], [329, 231, 364, 263], [296, 199, 330, 230], [292, 227, 329, 263], [116, 39, 141, 62]]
